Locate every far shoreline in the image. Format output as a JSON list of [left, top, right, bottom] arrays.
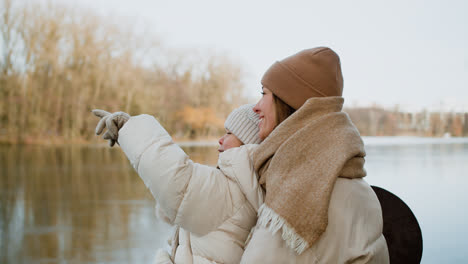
[[1, 136, 468, 147]]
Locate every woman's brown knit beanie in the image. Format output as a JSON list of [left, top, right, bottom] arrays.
[[261, 47, 343, 110]]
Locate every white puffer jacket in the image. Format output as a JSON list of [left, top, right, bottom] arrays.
[[240, 178, 389, 264], [118, 115, 263, 264]]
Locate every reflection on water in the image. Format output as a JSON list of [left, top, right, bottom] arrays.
[[0, 144, 218, 264], [363, 139, 468, 264], [0, 139, 467, 264]]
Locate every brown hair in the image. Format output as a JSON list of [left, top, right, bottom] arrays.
[[273, 93, 295, 125]]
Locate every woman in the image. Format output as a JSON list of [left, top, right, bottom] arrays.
[[240, 47, 390, 263]]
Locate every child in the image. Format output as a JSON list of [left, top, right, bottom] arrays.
[[94, 104, 263, 264]]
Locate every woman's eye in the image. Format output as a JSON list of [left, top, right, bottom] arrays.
[[227, 132, 232, 135], [261, 92, 265, 96]]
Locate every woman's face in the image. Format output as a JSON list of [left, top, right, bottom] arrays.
[[253, 87, 278, 140], [218, 130, 243, 152]]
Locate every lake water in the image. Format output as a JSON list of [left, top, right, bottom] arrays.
[[1, 137, 467, 264]]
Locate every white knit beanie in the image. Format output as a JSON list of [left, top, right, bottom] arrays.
[[224, 104, 261, 144]]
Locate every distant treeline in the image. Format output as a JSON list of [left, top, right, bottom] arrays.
[[346, 107, 468, 137], [0, 0, 247, 144], [1, 1, 466, 145]]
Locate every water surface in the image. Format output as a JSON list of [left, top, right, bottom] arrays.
[[1, 138, 467, 263]]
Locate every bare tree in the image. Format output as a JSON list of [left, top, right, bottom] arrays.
[[0, 0, 249, 144]]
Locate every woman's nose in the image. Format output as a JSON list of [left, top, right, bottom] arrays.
[[253, 102, 261, 114], [218, 136, 224, 145]]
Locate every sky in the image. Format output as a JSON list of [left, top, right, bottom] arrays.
[[46, 0, 467, 112]]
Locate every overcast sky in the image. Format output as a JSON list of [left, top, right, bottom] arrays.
[[49, 0, 468, 111]]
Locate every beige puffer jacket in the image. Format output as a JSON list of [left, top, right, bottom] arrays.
[[118, 115, 263, 264], [240, 178, 389, 264]]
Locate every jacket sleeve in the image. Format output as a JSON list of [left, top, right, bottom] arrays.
[[118, 114, 242, 235]]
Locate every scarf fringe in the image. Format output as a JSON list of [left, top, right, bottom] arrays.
[[258, 204, 309, 254]]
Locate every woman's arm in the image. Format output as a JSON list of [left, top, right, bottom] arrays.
[[118, 114, 244, 235]]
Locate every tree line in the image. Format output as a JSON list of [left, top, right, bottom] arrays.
[[346, 106, 468, 137], [0, 0, 247, 144], [1, 0, 466, 144]]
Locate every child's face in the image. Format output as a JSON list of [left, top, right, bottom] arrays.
[[218, 130, 243, 153]]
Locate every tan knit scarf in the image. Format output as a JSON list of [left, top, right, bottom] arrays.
[[253, 96, 367, 254]]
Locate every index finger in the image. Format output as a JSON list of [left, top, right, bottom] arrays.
[[92, 109, 111, 118]]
